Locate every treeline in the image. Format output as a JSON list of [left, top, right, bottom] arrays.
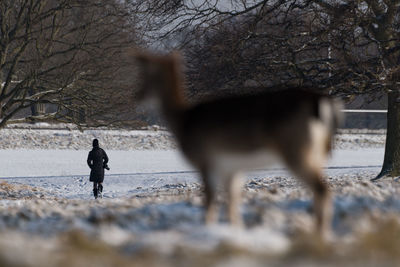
[[1, 0, 399, 129]]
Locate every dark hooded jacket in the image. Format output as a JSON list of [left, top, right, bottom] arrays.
[[87, 144, 109, 183]]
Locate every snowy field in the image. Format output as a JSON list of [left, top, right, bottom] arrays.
[[1, 125, 400, 266], [0, 148, 383, 199]]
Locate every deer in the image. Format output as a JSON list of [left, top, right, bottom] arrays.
[[134, 51, 342, 238]]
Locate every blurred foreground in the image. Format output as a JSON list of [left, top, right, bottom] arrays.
[[1, 170, 400, 267]]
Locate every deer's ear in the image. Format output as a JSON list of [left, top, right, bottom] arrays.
[[129, 48, 154, 66], [169, 51, 181, 62], [164, 51, 183, 72], [169, 51, 182, 67], [134, 53, 150, 66]]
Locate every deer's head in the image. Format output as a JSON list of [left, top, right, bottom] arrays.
[[134, 51, 185, 108]]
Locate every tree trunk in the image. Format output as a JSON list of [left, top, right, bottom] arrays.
[[374, 91, 400, 180]]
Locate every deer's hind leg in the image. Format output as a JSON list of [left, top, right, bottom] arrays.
[[293, 164, 331, 237], [280, 134, 332, 237]]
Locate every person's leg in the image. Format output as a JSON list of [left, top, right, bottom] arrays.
[[98, 183, 103, 198], [98, 183, 103, 193], [93, 182, 98, 199]]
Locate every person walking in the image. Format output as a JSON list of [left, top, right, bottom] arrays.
[[87, 139, 109, 199]]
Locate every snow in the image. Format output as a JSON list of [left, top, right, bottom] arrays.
[[0, 147, 384, 177], [0, 148, 384, 200], [0, 149, 192, 177], [0, 126, 398, 266]]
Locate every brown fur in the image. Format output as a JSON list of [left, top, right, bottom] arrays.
[[135, 52, 341, 237]]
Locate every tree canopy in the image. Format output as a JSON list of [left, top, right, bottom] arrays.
[[131, 0, 399, 99], [0, 0, 139, 128]]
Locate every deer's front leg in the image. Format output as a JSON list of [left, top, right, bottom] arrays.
[[226, 172, 244, 227], [202, 168, 218, 225]]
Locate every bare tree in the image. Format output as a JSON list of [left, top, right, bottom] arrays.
[[0, 0, 139, 129], [183, 8, 333, 100], [320, 0, 400, 179], [132, 0, 400, 179]]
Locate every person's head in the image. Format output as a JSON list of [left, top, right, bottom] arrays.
[[92, 139, 99, 148]]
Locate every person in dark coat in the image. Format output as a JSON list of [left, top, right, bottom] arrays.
[[87, 139, 109, 199]]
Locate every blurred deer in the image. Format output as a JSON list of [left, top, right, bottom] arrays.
[[135, 52, 342, 237]]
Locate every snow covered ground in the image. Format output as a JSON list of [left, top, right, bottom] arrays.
[[0, 148, 384, 199], [0, 125, 399, 267]]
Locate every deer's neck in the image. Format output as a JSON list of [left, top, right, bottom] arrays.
[[158, 65, 187, 131]]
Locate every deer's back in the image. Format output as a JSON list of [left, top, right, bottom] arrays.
[[173, 89, 335, 167]]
